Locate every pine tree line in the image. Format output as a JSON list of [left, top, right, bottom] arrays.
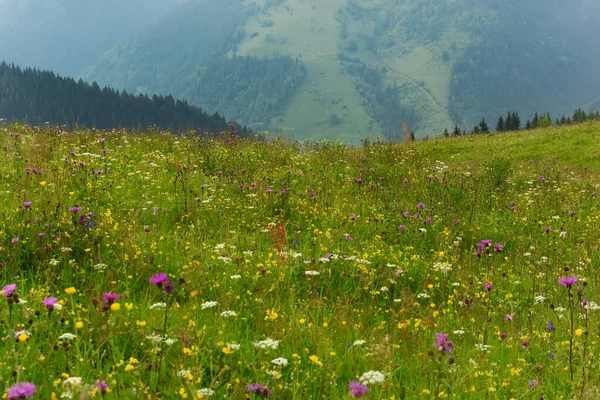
[[443, 108, 600, 137], [0, 62, 249, 135]]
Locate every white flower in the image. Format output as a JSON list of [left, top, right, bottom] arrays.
[[475, 343, 493, 352], [271, 357, 289, 366], [359, 370, 385, 385], [146, 334, 164, 343], [417, 293, 430, 299], [386, 263, 397, 268], [58, 333, 77, 340], [228, 343, 240, 350], [220, 310, 237, 317], [93, 263, 108, 271], [534, 296, 546, 304], [49, 259, 60, 266], [380, 286, 388, 292], [230, 275, 242, 279], [201, 301, 218, 309], [318, 258, 330, 263], [177, 369, 191, 377], [393, 299, 402, 303], [150, 302, 166, 310], [453, 330, 465, 335], [197, 388, 215, 396], [353, 340, 367, 346], [164, 338, 177, 346], [60, 247, 73, 253], [217, 256, 232, 263], [253, 338, 279, 349], [305, 270, 320, 276]]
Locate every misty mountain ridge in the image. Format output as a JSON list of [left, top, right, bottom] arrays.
[[1, 0, 600, 143]]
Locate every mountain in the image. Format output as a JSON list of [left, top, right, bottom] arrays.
[[71, 0, 600, 143], [0, 62, 245, 134], [0, 0, 181, 76]]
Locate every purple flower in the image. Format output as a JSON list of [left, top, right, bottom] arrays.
[[349, 215, 357, 221], [2, 283, 16, 297], [23, 201, 32, 208], [402, 211, 411, 218], [528, 380, 539, 387], [103, 293, 120, 304], [522, 339, 530, 348], [558, 276, 578, 289], [69, 206, 82, 213], [398, 225, 406, 231], [163, 280, 174, 294], [394, 269, 404, 276], [547, 322, 556, 332], [539, 175, 545, 182], [544, 227, 552, 233], [505, 313, 514, 321], [493, 243, 504, 252], [348, 381, 368, 397], [499, 332, 508, 340], [42, 297, 58, 310], [247, 383, 271, 397], [417, 203, 426, 209], [433, 332, 453, 354], [7, 382, 36, 399], [485, 283, 493, 292], [345, 235, 353, 241], [149, 272, 168, 286], [94, 380, 108, 395], [11, 237, 19, 244]]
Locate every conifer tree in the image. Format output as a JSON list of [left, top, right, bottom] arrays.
[[496, 116, 504, 132], [479, 118, 489, 133]]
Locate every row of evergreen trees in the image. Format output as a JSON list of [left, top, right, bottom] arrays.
[[444, 108, 600, 137], [0, 62, 249, 135]]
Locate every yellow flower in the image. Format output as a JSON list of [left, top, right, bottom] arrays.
[[18, 333, 29, 342], [309, 355, 323, 367], [110, 303, 121, 312], [575, 328, 583, 337], [222, 347, 234, 355], [124, 364, 135, 372], [299, 319, 306, 324], [179, 388, 188, 398], [65, 287, 76, 295], [75, 321, 84, 329]]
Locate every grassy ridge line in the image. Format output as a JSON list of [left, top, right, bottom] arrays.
[[419, 121, 600, 171]]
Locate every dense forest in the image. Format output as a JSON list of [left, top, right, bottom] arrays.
[[81, 0, 304, 131], [0, 62, 245, 134], [344, 62, 421, 137]]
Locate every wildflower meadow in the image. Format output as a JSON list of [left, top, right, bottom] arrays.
[[1, 122, 600, 399]]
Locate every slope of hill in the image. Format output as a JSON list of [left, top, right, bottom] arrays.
[[81, 0, 600, 143], [0, 62, 244, 134]]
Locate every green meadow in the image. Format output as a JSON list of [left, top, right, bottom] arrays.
[[1, 122, 600, 398]]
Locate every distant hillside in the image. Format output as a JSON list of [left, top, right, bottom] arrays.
[[80, 0, 600, 143], [0, 62, 245, 134]]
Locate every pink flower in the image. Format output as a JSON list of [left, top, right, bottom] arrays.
[[149, 273, 168, 285], [558, 276, 578, 289], [348, 381, 368, 397], [2, 283, 16, 297], [42, 297, 58, 310]]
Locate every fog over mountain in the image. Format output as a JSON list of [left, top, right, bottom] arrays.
[[0, 0, 181, 76], [1, 0, 600, 143]]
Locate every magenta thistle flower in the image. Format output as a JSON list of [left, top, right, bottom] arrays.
[[11, 237, 19, 244], [2, 283, 16, 297], [149, 272, 168, 285], [398, 225, 406, 231], [162, 281, 174, 294], [484, 283, 493, 291], [348, 381, 368, 397], [42, 296, 58, 310], [433, 332, 453, 354], [102, 293, 121, 304], [94, 380, 108, 394], [7, 382, 36, 399], [247, 383, 271, 397], [558, 276, 578, 289], [505, 313, 514, 321], [522, 339, 530, 348], [23, 201, 32, 208]]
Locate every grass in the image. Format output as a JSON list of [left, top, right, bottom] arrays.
[[1, 121, 600, 399]]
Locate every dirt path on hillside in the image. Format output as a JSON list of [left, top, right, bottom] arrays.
[[291, 41, 448, 114]]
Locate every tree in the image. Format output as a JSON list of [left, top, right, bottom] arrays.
[[452, 124, 461, 137], [443, 128, 449, 137], [496, 116, 504, 132], [525, 120, 532, 130], [479, 118, 489, 133]]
